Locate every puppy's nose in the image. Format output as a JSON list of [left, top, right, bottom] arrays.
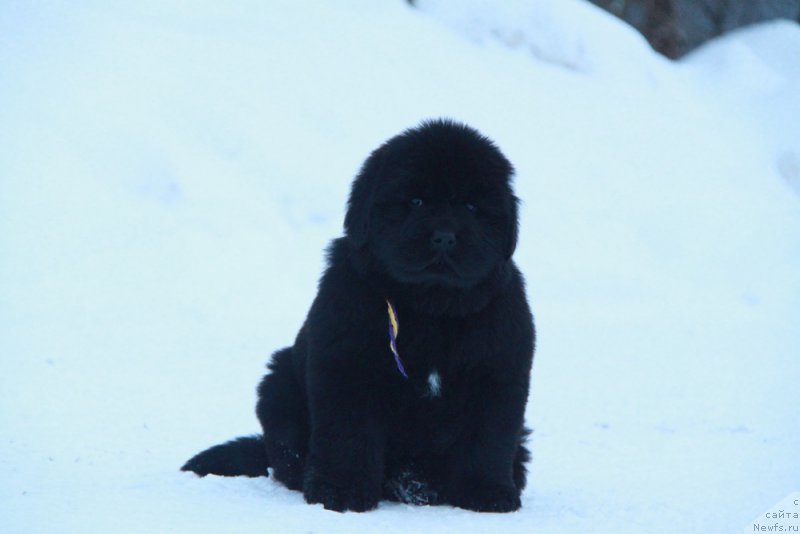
[[431, 230, 456, 251]]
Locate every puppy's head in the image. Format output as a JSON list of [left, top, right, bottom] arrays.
[[345, 119, 518, 288]]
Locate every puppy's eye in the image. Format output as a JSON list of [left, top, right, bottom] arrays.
[[410, 198, 423, 207], [465, 203, 477, 212]]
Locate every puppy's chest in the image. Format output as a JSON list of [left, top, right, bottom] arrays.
[[394, 315, 471, 399]]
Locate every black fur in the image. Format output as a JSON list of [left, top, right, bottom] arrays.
[[181, 436, 268, 478], [182, 119, 536, 513]]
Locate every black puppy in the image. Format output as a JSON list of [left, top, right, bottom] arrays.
[[182, 119, 535, 513]]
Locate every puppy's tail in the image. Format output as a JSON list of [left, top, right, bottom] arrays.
[[181, 435, 269, 478]]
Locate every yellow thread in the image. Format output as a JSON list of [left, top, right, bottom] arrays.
[[386, 300, 399, 337]]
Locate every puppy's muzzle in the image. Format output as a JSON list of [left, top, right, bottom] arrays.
[[430, 230, 456, 252]]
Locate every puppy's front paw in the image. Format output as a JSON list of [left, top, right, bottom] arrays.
[[446, 479, 521, 513], [303, 471, 379, 513]]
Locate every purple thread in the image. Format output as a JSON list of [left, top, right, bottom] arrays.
[[387, 304, 409, 379]]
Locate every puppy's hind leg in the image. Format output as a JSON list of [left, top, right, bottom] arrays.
[[512, 428, 532, 492], [257, 347, 309, 491]]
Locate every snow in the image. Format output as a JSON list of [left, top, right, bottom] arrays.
[[1, 1, 799, 532]]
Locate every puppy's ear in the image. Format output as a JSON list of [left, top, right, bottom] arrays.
[[496, 154, 518, 260], [344, 145, 386, 248], [505, 193, 520, 260]]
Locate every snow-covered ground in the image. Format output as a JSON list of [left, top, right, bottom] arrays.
[[1, 1, 798, 532]]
